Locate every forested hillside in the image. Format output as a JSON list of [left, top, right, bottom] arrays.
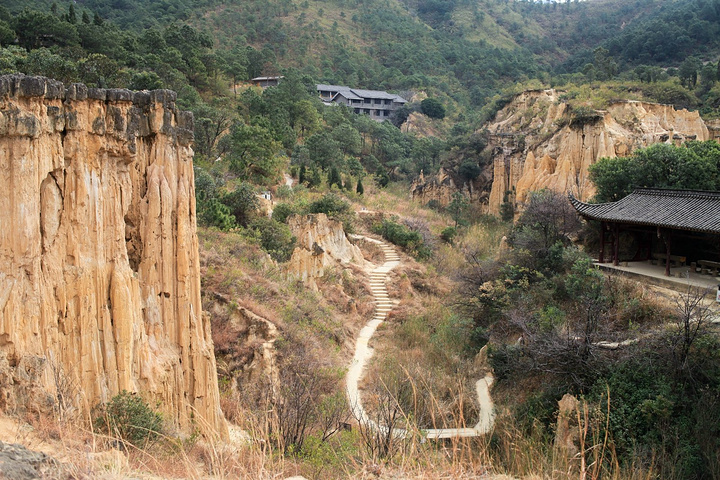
[[1, 0, 720, 216], [1, 1, 720, 478]]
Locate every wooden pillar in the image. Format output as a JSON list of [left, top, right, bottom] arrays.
[[599, 222, 606, 263], [613, 223, 620, 266], [664, 230, 671, 277]]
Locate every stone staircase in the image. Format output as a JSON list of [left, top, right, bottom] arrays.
[[346, 236, 495, 439]]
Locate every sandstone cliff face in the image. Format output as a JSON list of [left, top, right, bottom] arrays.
[[286, 213, 365, 282], [410, 168, 458, 206], [0, 75, 226, 437], [485, 89, 709, 213]]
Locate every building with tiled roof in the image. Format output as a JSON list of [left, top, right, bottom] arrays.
[[570, 188, 720, 276], [251, 76, 283, 88], [317, 84, 407, 121]]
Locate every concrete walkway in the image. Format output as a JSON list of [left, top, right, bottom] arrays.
[[597, 261, 720, 293], [346, 236, 495, 439]]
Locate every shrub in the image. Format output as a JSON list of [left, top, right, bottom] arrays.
[[569, 105, 603, 128], [426, 199, 442, 211], [272, 202, 299, 224], [308, 193, 350, 217], [308, 193, 355, 233], [373, 218, 430, 259], [440, 226, 457, 244], [94, 391, 163, 447], [249, 217, 297, 262]]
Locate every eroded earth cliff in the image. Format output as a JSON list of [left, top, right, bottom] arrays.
[[412, 89, 710, 213], [486, 89, 708, 212], [286, 213, 366, 282], [0, 75, 226, 437]]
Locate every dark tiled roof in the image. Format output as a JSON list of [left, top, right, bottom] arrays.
[[569, 189, 720, 234], [316, 84, 406, 103]]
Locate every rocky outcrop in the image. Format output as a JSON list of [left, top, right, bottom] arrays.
[[410, 168, 460, 206], [0, 75, 226, 437], [554, 393, 581, 459], [286, 213, 365, 281], [207, 294, 278, 391], [485, 89, 709, 213], [0, 441, 60, 480], [412, 89, 710, 214]]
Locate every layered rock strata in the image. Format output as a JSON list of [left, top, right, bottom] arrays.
[[411, 89, 710, 214], [286, 213, 365, 281], [0, 75, 226, 437], [485, 90, 709, 213]]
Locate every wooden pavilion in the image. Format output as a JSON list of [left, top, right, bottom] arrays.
[[569, 188, 720, 276]]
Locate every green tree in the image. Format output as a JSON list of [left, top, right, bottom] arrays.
[[592, 46, 617, 80], [221, 182, 259, 227], [331, 123, 362, 156], [67, 4, 77, 24], [16, 11, 80, 50], [193, 101, 233, 159], [679, 56, 702, 89], [129, 71, 163, 90], [77, 54, 120, 88], [306, 132, 342, 170], [420, 97, 446, 119], [458, 161, 482, 182], [356, 177, 364, 195], [227, 122, 283, 183], [308, 193, 351, 217], [308, 164, 323, 188], [328, 165, 342, 188], [22, 48, 77, 84], [447, 192, 469, 227], [510, 189, 581, 273], [222, 45, 248, 97], [293, 99, 321, 140], [589, 142, 720, 202], [0, 21, 13, 46]]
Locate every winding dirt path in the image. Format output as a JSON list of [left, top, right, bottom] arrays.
[[346, 237, 495, 439]]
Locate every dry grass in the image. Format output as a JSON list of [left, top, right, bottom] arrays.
[[1, 185, 670, 479]]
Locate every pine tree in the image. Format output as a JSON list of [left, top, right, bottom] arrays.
[[298, 164, 307, 185], [82, 11, 90, 24], [67, 4, 77, 24], [93, 12, 104, 26], [308, 165, 322, 188], [328, 166, 341, 188], [356, 177, 364, 195]]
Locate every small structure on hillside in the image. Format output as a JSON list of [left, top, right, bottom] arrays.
[[251, 76, 283, 88], [317, 84, 407, 121], [570, 188, 720, 276]]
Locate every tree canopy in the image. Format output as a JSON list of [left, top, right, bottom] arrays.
[[589, 141, 720, 202]]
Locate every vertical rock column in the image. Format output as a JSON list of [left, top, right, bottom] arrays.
[[0, 75, 226, 438]]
